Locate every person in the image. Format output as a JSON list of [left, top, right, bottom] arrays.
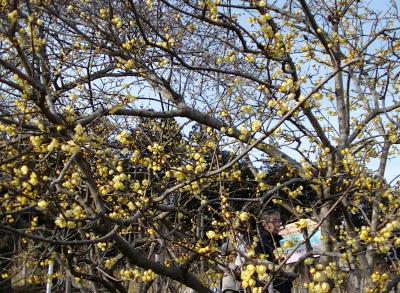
[[220, 223, 251, 293], [219, 229, 248, 293], [255, 209, 293, 293]]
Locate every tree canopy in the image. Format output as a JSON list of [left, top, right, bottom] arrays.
[[0, 0, 400, 292]]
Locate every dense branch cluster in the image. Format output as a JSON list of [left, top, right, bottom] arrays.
[[0, 0, 399, 292]]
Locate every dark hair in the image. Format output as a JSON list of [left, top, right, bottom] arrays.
[[262, 208, 281, 220]]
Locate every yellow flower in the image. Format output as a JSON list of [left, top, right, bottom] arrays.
[[21, 165, 29, 175], [37, 200, 48, 209], [206, 230, 216, 239], [241, 270, 252, 282], [259, 13, 272, 24], [251, 120, 261, 132], [29, 172, 38, 186], [304, 258, 314, 265], [296, 218, 308, 229], [239, 212, 249, 222], [256, 265, 266, 275]]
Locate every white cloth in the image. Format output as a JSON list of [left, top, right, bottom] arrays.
[[219, 234, 247, 292]]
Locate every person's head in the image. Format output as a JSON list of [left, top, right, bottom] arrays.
[[261, 209, 282, 235]]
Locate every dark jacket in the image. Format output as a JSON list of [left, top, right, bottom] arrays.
[[255, 229, 283, 261], [255, 229, 292, 293]]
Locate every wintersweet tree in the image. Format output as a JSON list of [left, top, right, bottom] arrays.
[[0, 0, 399, 292]]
